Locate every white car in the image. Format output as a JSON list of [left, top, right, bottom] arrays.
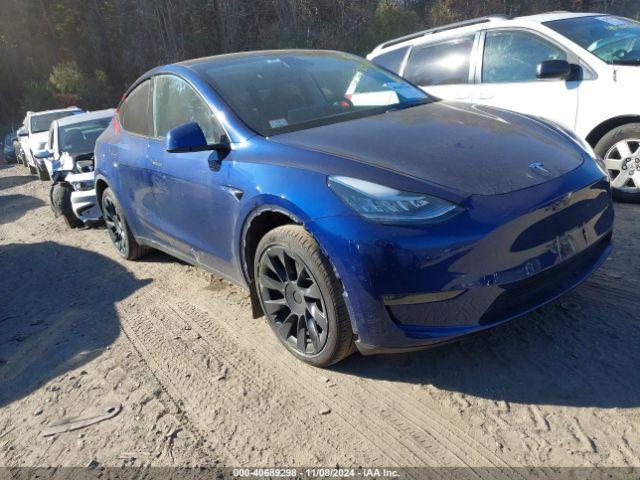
[[22, 107, 83, 180], [35, 109, 113, 227], [368, 12, 640, 200]]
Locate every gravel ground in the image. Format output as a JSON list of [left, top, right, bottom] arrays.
[[0, 162, 639, 475]]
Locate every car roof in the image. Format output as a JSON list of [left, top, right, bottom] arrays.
[[176, 49, 354, 70], [371, 11, 605, 52], [54, 109, 114, 128], [517, 11, 601, 23], [30, 106, 83, 118]]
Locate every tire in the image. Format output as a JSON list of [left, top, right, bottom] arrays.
[[254, 225, 355, 367], [28, 164, 37, 175], [50, 183, 83, 228], [37, 164, 50, 181], [595, 123, 640, 203], [101, 187, 148, 260]]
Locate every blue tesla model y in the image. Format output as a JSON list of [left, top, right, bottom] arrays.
[[95, 50, 613, 366]]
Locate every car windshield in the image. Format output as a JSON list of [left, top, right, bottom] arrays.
[[58, 117, 111, 153], [545, 15, 640, 65], [30, 111, 80, 133], [193, 51, 430, 136]]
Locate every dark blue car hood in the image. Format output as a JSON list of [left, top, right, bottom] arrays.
[[271, 101, 585, 196]]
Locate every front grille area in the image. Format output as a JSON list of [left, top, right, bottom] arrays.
[[479, 233, 611, 326]]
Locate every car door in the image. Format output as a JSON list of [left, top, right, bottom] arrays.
[[401, 33, 479, 102], [473, 28, 580, 129], [112, 79, 155, 234], [147, 74, 238, 277]]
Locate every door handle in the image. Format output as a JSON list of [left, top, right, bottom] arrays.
[[476, 94, 495, 101], [151, 159, 163, 167]]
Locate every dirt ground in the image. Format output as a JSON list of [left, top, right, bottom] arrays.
[[1, 162, 639, 473]]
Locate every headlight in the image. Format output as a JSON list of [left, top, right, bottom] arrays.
[[71, 180, 94, 192], [540, 117, 608, 177], [327, 176, 463, 224]]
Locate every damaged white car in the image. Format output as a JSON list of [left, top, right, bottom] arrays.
[[34, 109, 114, 228]]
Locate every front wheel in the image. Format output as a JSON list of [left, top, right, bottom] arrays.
[[37, 164, 50, 181], [101, 188, 147, 260], [28, 164, 37, 175], [51, 183, 83, 228], [254, 225, 355, 367], [595, 123, 640, 203]]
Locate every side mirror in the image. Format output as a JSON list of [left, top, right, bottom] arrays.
[[536, 59, 572, 80], [34, 149, 53, 159], [17, 127, 28, 137], [166, 122, 230, 154]]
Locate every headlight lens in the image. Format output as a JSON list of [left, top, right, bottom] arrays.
[[327, 176, 463, 224], [71, 180, 94, 192]]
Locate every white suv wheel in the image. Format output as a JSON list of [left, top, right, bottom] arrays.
[[604, 138, 640, 193]]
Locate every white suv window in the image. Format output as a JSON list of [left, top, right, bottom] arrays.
[[482, 30, 567, 83], [403, 35, 475, 86], [371, 46, 410, 73]]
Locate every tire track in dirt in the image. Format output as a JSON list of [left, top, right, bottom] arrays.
[[118, 281, 391, 466], [121, 280, 402, 468], [185, 291, 529, 477], [108, 247, 455, 469], [140, 273, 525, 476]]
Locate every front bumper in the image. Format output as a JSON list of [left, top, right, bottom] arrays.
[[71, 189, 101, 222], [307, 161, 614, 353]]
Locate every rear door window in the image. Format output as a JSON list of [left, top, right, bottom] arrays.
[[404, 35, 475, 86], [119, 80, 152, 136]]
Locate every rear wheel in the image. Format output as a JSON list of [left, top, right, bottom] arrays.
[[254, 225, 355, 367], [595, 123, 640, 203], [101, 188, 147, 260]]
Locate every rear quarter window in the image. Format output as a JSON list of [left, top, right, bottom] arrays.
[[370, 46, 409, 74], [119, 80, 152, 136]]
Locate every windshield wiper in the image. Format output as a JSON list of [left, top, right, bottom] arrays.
[[612, 59, 640, 65]]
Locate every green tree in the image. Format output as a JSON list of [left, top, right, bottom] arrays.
[[49, 61, 86, 95], [366, 0, 419, 49]]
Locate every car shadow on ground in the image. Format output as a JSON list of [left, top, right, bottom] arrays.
[[335, 277, 639, 409], [0, 175, 35, 192], [0, 242, 150, 408], [0, 194, 45, 225]]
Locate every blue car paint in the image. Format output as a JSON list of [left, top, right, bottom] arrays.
[[95, 55, 614, 354]]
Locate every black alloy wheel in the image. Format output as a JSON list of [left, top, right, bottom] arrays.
[[103, 195, 128, 256], [258, 246, 329, 355], [254, 225, 355, 367]]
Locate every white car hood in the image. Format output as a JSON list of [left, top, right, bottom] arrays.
[[614, 64, 640, 81]]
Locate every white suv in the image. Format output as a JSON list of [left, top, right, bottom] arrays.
[[368, 12, 640, 200], [22, 107, 83, 180]]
